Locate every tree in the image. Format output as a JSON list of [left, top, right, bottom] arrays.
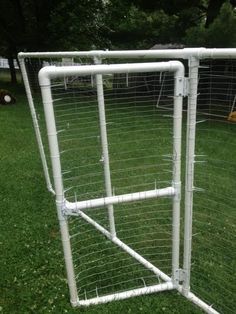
[[205, 0, 236, 27], [126, 0, 207, 44], [48, 0, 108, 50], [105, 3, 177, 49], [106, 0, 236, 49], [0, 0, 58, 83], [185, 1, 236, 47], [1, 0, 236, 84], [207, 1, 236, 47], [0, 0, 107, 83]]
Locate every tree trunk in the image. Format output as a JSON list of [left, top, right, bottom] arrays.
[[8, 57, 17, 84]]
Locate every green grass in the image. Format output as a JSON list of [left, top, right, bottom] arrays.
[[1, 82, 235, 313], [188, 119, 236, 313], [0, 69, 22, 83]]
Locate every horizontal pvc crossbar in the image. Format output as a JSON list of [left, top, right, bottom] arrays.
[[19, 48, 236, 60], [38, 61, 184, 88], [65, 187, 175, 212], [76, 282, 174, 306], [78, 210, 172, 283]]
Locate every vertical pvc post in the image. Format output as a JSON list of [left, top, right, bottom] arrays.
[[18, 57, 54, 194], [183, 57, 199, 294], [171, 72, 184, 285], [39, 76, 78, 306], [94, 57, 116, 237]]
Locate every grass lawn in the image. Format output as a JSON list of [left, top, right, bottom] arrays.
[[0, 69, 22, 83], [0, 80, 235, 313]]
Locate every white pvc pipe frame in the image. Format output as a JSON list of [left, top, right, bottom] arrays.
[[18, 47, 236, 194], [18, 48, 234, 313], [38, 61, 184, 307]]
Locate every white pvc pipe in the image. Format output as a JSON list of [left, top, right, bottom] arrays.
[[182, 57, 199, 295], [38, 61, 185, 305], [19, 48, 236, 60], [185, 291, 220, 314], [39, 77, 78, 305], [38, 61, 185, 86], [94, 55, 116, 237], [65, 187, 175, 212], [113, 237, 172, 283], [18, 58, 55, 194], [77, 282, 174, 306], [171, 76, 183, 284], [177, 286, 220, 314]]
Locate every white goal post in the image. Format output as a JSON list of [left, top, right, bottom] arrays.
[[18, 48, 236, 314], [38, 61, 184, 306]]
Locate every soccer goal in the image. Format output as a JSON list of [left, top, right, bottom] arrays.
[[19, 48, 236, 314]]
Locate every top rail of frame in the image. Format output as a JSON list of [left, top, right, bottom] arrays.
[[38, 61, 185, 87], [18, 48, 236, 60]]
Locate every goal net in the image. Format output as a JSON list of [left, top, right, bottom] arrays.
[[19, 49, 236, 313], [188, 58, 236, 314], [153, 57, 236, 314], [19, 55, 95, 193], [38, 61, 184, 305]]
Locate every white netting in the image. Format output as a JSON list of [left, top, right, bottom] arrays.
[[158, 58, 236, 313], [21, 55, 177, 194], [190, 59, 236, 314], [22, 56, 94, 191]]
